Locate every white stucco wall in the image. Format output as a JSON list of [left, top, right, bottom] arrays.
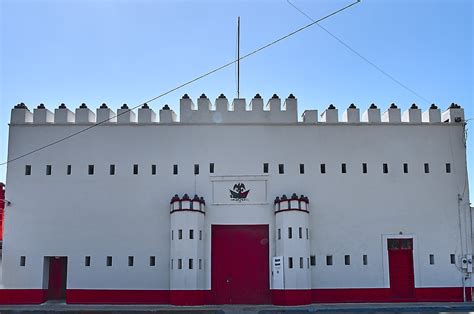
[[2, 101, 471, 291]]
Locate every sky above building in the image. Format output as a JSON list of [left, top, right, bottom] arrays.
[[0, 0, 472, 197]]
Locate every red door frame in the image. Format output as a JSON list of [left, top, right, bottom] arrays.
[[387, 238, 415, 300], [211, 224, 271, 304], [47, 257, 67, 300]]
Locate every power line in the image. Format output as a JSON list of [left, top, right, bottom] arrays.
[[286, 0, 432, 104], [0, 0, 360, 166]]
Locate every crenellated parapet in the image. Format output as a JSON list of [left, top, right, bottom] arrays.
[[170, 194, 205, 214], [274, 193, 309, 214], [9, 99, 466, 125]]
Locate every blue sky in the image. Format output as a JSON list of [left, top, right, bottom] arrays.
[[0, 0, 472, 196]]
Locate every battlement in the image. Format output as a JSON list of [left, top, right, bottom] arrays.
[[9, 97, 465, 125]]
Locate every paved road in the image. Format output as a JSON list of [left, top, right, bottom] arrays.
[[0, 302, 474, 313]]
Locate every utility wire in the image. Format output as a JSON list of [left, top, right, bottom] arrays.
[[286, 0, 432, 104], [0, 0, 360, 166]]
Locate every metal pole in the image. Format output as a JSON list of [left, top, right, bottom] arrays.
[[237, 16, 240, 98]]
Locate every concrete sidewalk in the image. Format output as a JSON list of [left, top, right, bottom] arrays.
[[0, 302, 473, 313]]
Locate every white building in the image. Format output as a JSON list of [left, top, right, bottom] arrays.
[[0, 94, 472, 305]]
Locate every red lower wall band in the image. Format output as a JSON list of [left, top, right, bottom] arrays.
[[0, 287, 470, 305]]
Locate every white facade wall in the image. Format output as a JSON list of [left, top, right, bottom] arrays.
[[2, 99, 471, 292]]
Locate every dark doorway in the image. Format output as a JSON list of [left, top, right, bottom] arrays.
[[46, 256, 67, 300]]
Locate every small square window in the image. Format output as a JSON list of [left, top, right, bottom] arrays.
[[106, 256, 112, 266], [20, 256, 26, 266], [189, 258, 193, 270], [151, 164, 156, 175], [288, 227, 292, 239], [178, 229, 182, 240], [363, 254, 368, 265], [300, 164, 305, 174], [173, 164, 178, 175], [110, 164, 115, 175], [299, 257, 304, 269], [150, 256, 156, 266], [326, 255, 333, 266], [277, 228, 281, 240], [298, 227, 302, 239], [345, 255, 351, 265], [25, 165, 31, 175], [424, 163, 430, 173], [320, 164, 326, 174], [210, 163, 215, 174], [362, 163, 367, 174], [263, 163, 269, 174], [133, 164, 139, 175], [450, 254, 456, 264], [128, 256, 134, 267], [67, 165, 72, 175], [288, 257, 293, 269], [446, 163, 451, 173], [178, 259, 182, 269], [429, 254, 434, 265], [46, 165, 52, 175], [278, 164, 284, 174], [194, 164, 199, 175], [199, 259, 202, 270], [310, 255, 316, 266], [199, 230, 202, 240], [341, 163, 347, 173], [88, 165, 94, 175], [383, 163, 388, 174], [189, 229, 194, 239], [403, 163, 409, 173], [85, 256, 91, 267]]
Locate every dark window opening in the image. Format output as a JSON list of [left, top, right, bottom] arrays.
[[320, 163, 326, 174], [450, 254, 456, 264], [263, 163, 269, 174], [299, 257, 304, 269], [403, 163, 409, 173], [341, 163, 347, 173], [150, 256, 156, 266], [345, 255, 351, 265], [424, 163, 430, 173], [326, 255, 333, 266], [128, 256, 134, 266], [278, 228, 281, 240], [173, 164, 178, 175], [363, 254, 368, 265], [189, 258, 193, 270], [25, 165, 31, 175], [300, 164, 305, 174], [178, 229, 182, 240], [210, 163, 215, 174], [85, 256, 91, 267], [20, 256, 26, 266], [88, 165, 94, 175], [310, 255, 316, 266], [279, 164, 284, 174], [67, 165, 72, 175], [362, 163, 367, 174], [306, 228, 309, 239], [288, 227, 292, 239], [178, 259, 182, 269], [133, 164, 139, 175], [288, 257, 293, 269], [152, 164, 156, 175], [199, 230, 202, 240], [298, 227, 302, 239], [46, 165, 52, 175], [383, 163, 389, 174], [189, 229, 194, 239], [199, 259, 202, 270], [110, 164, 115, 175], [171, 230, 174, 240], [106, 256, 112, 266], [446, 163, 451, 173], [194, 164, 199, 175], [429, 254, 434, 265]]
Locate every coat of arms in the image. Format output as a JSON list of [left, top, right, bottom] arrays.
[[230, 183, 250, 202]]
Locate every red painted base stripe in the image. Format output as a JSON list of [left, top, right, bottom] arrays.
[[0, 289, 47, 304], [0, 287, 470, 305], [170, 290, 208, 305], [66, 289, 169, 304]]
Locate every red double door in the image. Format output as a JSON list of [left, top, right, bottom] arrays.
[[388, 239, 415, 300], [211, 225, 271, 304], [47, 257, 68, 300]]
